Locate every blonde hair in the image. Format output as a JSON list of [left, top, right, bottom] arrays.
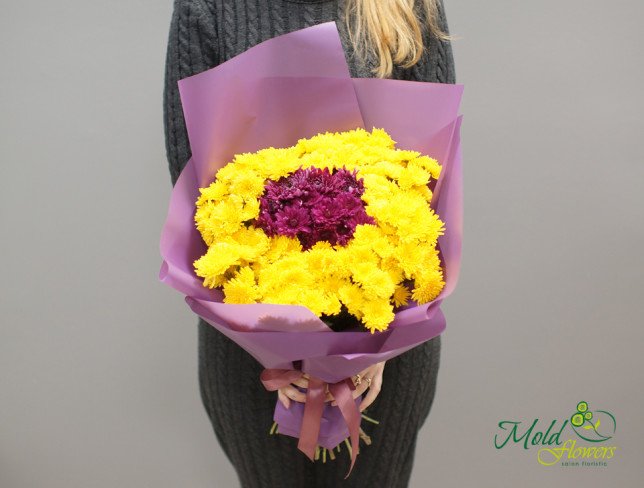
[[344, 0, 451, 78]]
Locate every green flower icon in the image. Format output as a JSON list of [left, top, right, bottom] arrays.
[[569, 401, 615, 442], [571, 413, 585, 427]]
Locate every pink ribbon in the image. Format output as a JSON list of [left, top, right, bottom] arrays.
[[260, 368, 361, 478]]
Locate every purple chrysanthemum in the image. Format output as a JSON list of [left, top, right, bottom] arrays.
[[256, 167, 374, 249], [274, 205, 312, 237]]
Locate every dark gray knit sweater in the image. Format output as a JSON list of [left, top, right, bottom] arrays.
[[163, 1, 455, 486]]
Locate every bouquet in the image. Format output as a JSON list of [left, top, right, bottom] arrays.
[[193, 128, 446, 333], [159, 22, 463, 477]]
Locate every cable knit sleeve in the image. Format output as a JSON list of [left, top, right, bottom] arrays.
[[435, 0, 456, 84], [163, 0, 219, 186], [399, 0, 456, 84]]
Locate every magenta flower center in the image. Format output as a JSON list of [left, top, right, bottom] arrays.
[[256, 167, 375, 249]]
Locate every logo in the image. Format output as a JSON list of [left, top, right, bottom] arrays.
[[494, 401, 618, 467]]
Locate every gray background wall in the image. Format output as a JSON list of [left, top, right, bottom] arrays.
[[1, 1, 642, 487]]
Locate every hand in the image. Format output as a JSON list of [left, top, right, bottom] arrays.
[[331, 361, 386, 412], [277, 373, 333, 409], [277, 362, 386, 411]]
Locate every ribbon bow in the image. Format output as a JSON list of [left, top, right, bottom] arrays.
[[260, 368, 362, 478]]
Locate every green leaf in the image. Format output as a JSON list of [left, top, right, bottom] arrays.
[[583, 425, 594, 430], [595, 419, 600, 429]]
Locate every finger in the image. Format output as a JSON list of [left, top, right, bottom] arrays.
[[291, 377, 309, 389], [278, 389, 290, 409], [288, 378, 334, 402], [352, 364, 378, 387], [331, 365, 379, 406], [323, 386, 334, 403], [329, 361, 387, 406], [352, 377, 373, 399], [293, 379, 335, 401], [359, 369, 383, 412], [331, 380, 370, 406], [358, 383, 379, 412], [281, 385, 307, 403]]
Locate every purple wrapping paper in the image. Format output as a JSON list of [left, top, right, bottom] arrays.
[[159, 22, 463, 451]]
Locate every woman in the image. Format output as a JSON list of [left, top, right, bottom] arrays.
[[163, 1, 455, 486]]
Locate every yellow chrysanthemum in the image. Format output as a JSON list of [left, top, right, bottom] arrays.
[[397, 165, 431, 190], [412, 270, 445, 304], [412, 156, 442, 180], [223, 267, 260, 304], [351, 263, 396, 301], [304, 242, 341, 275], [338, 283, 366, 319], [228, 169, 265, 200], [193, 128, 446, 333], [392, 286, 411, 307], [361, 299, 395, 333], [193, 242, 242, 288]]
